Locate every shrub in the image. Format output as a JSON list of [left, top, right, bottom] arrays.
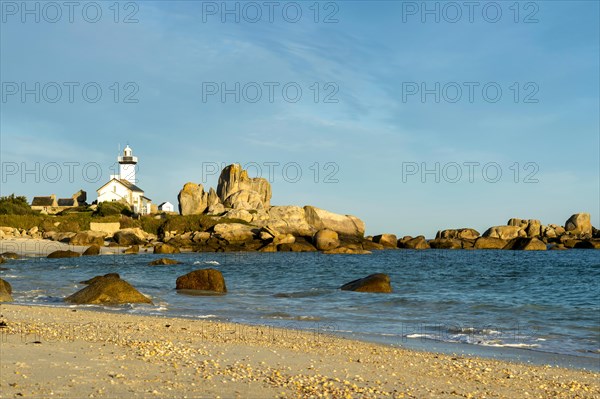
[[93, 201, 133, 217], [0, 194, 34, 215]]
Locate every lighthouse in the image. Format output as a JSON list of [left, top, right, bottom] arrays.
[[97, 144, 152, 215], [117, 145, 138, 184]]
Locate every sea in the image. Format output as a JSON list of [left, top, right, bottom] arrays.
[[2, 249, 599, 370]]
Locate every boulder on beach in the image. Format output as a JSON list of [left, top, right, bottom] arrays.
[[213, 223, 256, 243], [153, 243, 180, 254], [66, 275, 152, 305], [1, 252, 19, 259], [474, 237, 507, 249], [340, 273, 392, 293], [0, 278, 13, 302], [505, 237, 547, 251], [361, 240, 384, 251], [47, 250, 80, 259], [69, 230, 106, 246], [82, 245, 101, 256], [175, 268, 227, 293], [314, 229, 340, 251], [113, 228, 146, 246], [372, 234, 398, 248], [304, 206, 365, 237], [149, 258, 181, 266], [574, 239, 600, 249], [124, 245, 140, 254]]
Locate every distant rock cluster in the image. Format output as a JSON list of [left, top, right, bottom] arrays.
[[371, 213, 598, 251]]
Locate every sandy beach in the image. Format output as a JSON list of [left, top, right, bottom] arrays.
[[0, 304, 598, 398]]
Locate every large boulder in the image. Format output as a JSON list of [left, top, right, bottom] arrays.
[[304, 206, 365, 237], [400, 236, 430, 249], [340, 274, 392, 293], [176, 268, 227, 293], [113, 228, 146, 246], [82, 245, 101, 256], [574, 239, 600, 249], [153, 243, 180, 254], [429, 238, 463, 249], [69, 230, 106, 246], [474, 237, 507, 249], [0, 278, 13, 302], [65, 275, 152, 304], [213, 223, 256, 243], [482, 225, 525, 240], [314, 229, 339, 251], [260, 206, 314, 236], [223, 209, 254, 223], [372, 234, 398, 248], [47, 250, 80, 258], [217, 164, 271, 208], [178, 182, 209, 215], [223, 190, 265, 210], [565, 213, 592, 237], [505, 237, 547, 251], [436, 228, 480, 240], [507, 219, 541, 237]]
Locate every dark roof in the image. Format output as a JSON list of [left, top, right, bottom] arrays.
[[118, 179, 144, 192], [97, 178, 144, 194], [141, 195, 152, 202], [57, 198, 76, 207], [158, 202, 168, 207], [31, 197, 55, 206]]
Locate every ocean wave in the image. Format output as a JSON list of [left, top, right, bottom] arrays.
[[194, 260, 220, 265]]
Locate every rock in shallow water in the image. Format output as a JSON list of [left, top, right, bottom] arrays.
[[176, 268, 227, 293], [66, 275, 152, 305], [47, 250, 80, 258], [0, 278, 13, 302], [340, 273, 392, 293]]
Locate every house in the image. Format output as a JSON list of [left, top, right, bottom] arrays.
[[31, 190, 87, 214], [158, 201, 175, 213], [96, 145, 152, 215]]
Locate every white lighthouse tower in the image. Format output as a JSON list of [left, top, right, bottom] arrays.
[[116, 145, 138, 184]]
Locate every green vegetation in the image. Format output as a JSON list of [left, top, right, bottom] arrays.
[[0, 194, 35, 215], [93, 201, 133, 217], [0, 195, 251, 235]]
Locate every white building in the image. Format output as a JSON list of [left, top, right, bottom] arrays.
[[158, 201, 175, 213], [97, 145, 152, 215]]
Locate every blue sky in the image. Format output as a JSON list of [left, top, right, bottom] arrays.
[[1, 1, 598, 237]]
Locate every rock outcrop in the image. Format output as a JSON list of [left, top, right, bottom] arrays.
[[340, 273, 392, 293], [482, 226, 525, 240], [505, 237, 547, 251], [178, 183, 209, 215], [304, 206, 365, 237], [474, 237, 507, 249], [175, 269, 227, 293], [436, 228, 480, 240], [372, 234, 398, 248], [565, 213, 592, 237], [217, 164, 271, 209], [65, 275, 152, 304]]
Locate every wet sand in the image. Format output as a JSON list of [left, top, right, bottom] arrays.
[[0, 304, 598, 398]]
